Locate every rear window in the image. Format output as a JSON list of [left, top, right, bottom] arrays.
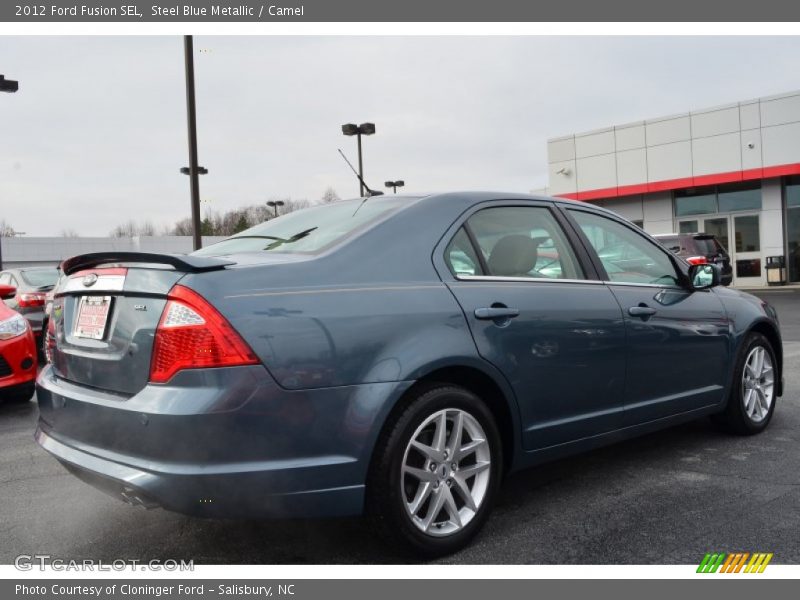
[[20, 268, 59, 288], [193, 198, 410, 256], [657, 236, 682, 253], [693, 237, 724, 256]]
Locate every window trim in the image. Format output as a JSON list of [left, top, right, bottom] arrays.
[[435, 200, 602, 284], [560, 205, 691, 290]]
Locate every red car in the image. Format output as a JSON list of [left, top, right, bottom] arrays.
[[0, 283, 37, 403]]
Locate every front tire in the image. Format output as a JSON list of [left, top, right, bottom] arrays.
[[713, 332, 777, 435], [367, 384, 503, 558], [1, 381, 35, 404]]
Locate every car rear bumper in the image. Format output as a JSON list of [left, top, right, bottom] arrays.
[[35, 364, 413, 518]]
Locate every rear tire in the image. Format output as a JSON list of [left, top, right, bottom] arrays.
[[366, 384, 502, 558], [712, 332, 777, 435]]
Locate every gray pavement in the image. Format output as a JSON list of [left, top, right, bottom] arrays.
[[1, 288, 799, 564]]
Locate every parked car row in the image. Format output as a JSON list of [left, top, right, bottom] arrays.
[[33, 192, 782, 557]]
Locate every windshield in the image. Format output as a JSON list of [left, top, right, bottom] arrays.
[[193, 198, 409, 256], [20, 268, 59, 288]]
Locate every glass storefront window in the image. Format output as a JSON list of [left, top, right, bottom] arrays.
[[736, 259, 761, 278], [787, 176, 800, 208], [679, 220, 698, 233], [675, 193, 716, 216], [734, 215, 760, 252], [674, 181, 763, 215], [787, 207, 800, 282], [718, 182, 762, 212]]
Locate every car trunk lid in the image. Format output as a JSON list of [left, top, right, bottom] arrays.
[[49, 252, 234, 396]]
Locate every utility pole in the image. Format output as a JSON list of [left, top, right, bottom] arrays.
[[183, 35, 203, 251]]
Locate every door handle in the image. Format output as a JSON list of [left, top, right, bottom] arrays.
[[474, 307, 520, 320], [628, 305, 657, 318]]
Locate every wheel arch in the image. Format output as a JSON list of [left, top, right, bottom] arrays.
[[746, 319, 783, 397], [368, 362, 522, 477]]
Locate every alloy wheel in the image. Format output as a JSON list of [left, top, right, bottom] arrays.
[[742, 345, 775, 423], [401, 408, 491, 537]]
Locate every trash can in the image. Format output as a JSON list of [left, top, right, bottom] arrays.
[[765, 256, 786, 286]]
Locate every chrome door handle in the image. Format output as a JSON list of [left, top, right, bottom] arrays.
[[474, 307, 520, 320], [628, 305, 657, 318]]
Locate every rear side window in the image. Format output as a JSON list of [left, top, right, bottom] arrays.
[[193, 198, 408, 256], [20, 269, 59, 288], [449, 206, 583, 280], [657, 236, 682, 254], [445, 228, 484, 277]]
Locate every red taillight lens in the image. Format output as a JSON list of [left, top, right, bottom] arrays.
[[149, 285, 259, 384], [686, 256, 708, 266], [17, 292, 46, 308]]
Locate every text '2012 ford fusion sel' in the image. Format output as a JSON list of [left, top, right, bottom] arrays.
[[36, 193, 783, 556]]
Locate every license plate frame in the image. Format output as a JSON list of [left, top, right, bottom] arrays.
[[74, 295, 113, 340]]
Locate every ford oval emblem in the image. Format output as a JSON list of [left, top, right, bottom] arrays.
[[82, 273, 99, 287]]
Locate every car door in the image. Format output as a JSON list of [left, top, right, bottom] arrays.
[[564, 207, 731, 424], [439, 202, 628, 450]]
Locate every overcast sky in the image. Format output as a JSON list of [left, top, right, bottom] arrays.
[[2, 35, 800, 236]]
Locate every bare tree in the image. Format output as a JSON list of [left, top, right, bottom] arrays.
[[60, 229, 80, 238], [0, 219, 16, 237], [110, 220, 157, 238], [321, 187, 341, 203]]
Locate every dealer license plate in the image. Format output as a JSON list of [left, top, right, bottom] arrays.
[[74, 296, 112, 340]]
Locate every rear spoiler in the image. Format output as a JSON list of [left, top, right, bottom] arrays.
[[60, 252, 235, 276]]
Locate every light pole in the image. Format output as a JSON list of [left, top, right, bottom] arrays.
[[182, 35, 205, 251], [385, 180, 405, 194], [341, 123, 375, 197], [0, 74, 19, 270], [267, 200, 285, 218]]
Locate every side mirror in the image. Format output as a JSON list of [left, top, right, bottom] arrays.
[[688, 263, 720, 290], [0, 284, 16, 300]]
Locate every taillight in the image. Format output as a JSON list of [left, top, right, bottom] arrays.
[[149, 285, 259, 384], [17, 292, 46, 308], [686, 256, 708, 266]]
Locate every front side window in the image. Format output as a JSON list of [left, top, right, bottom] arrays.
[[458, 206, 583, 280], [570, 210, 680, 286]]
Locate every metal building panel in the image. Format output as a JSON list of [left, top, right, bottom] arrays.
[[690, 107, 740, 138], [762, 122, 800, 167], [575, 129, 615, 158], [576, 153, 617, 191], [601, 196, 644, 221], [646, 141, 692, 182], [692, 132, 742, 176], [741, 129, 763, 171], [760, 93, 800, 127], [740, 102, 761, 130], [615, 124, 646, 151], [548, 159, 578, 195], [548, 137, 576, 163], [616, 148, 648, 187], [646, 116, 691, 146]]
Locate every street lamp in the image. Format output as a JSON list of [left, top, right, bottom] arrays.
[[0, 74, 18, 270], [341, 122, 376, 197], [0, 75, 19, 93], [267, 200, 285, 218], [182, 35, 206, 251], [385, 180, 405, 194]]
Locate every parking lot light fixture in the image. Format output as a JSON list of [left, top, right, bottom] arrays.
[[341, 122, 376, 197], [0, 75, 18, 93], [267, 200, 285, 218], [385, 180, 405, 194]]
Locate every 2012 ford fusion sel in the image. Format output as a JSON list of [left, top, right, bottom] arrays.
[[36, 193, 783, 556]]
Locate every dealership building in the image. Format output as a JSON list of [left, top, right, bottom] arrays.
[[546, 89, 800, 287]]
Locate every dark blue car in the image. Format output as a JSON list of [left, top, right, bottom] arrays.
[[35, 193, 783, 556]]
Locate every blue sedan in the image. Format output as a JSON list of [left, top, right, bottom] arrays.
[[36, 192, 783, 556]]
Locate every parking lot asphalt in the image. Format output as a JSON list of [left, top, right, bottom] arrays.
[[2, 288, 800, 565]]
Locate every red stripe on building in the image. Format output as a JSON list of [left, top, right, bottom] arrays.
[[558, 162, 800, 201]]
